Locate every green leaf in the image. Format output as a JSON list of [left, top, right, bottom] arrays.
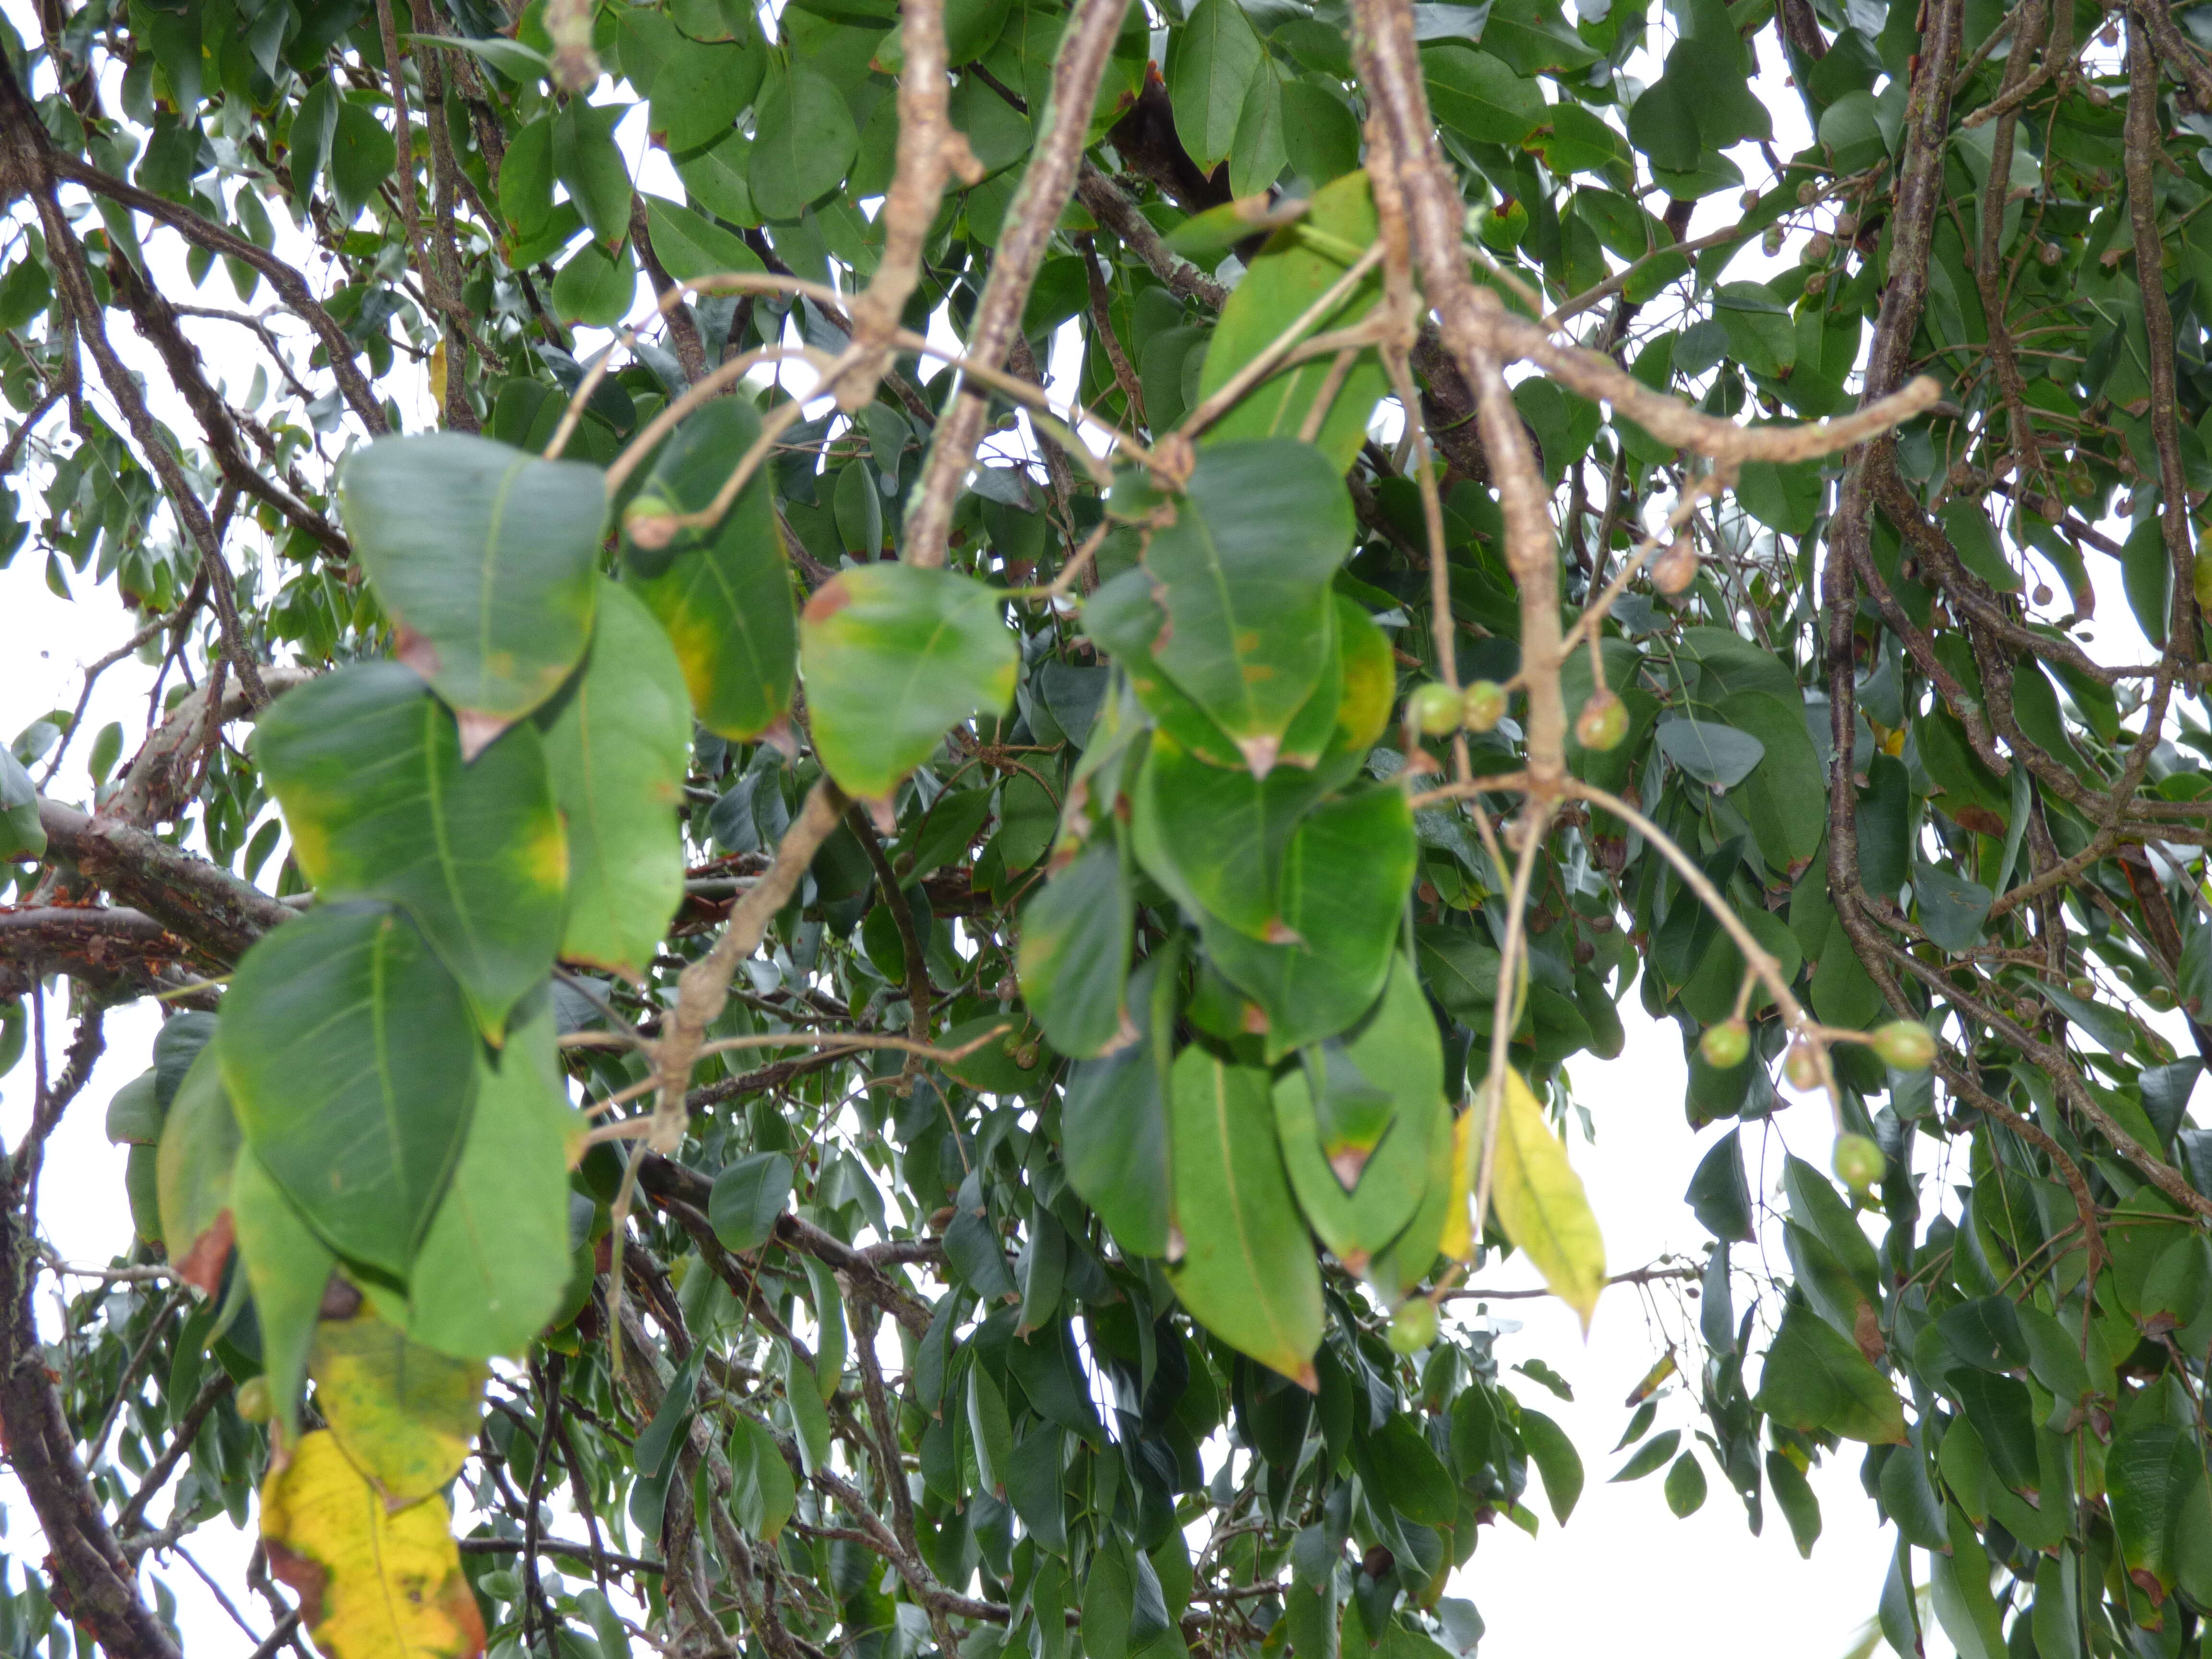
[[156, 1046, 241, 1294], [1019, 837, 1134, 1058], [968, 1360, 1017, 1497], [551, 239, 637, 329], [1475, 1069, 1606, 1329], [1166, 1045, 1323, 1389], [729, 1415, 797, 1540], [406, 997, 577, 1360], [554, 98, 634, 247], [710, 1151, 795, 1251], [674, 129, 760, 226], [1202, 786, 1417, 1058], [1422, 46, 1546, 146], [1142, 439, 1352, 772], [1912, 862, 1993, 953], [1197, 172, 1390, 472], [1062, 955, 1175, 1258], [1516, 1407, 1583, 1523], [1166, 0, 1262, 172], [1663, 1451, 1707, 1517], [0, 744, 45, 860], [219, 904, 478, 1280], [1273, 956, 1444, 1268], [643, 196, 767, 284], [328, 99, 396, 223], [497, 116, 555, 239], [535, 580, 691, 979], [1753, 1301, 1906, 1444], [1006, 1425, 1070, 1554], [623, 399, 798, 742], [1610, 1427, 1679, 1482], [1713, 689, 1826, 870], [105, 1069, 161, 1146], [308, 1309, 487, 1504], [1766, 1451, 1823, 1556], [1655, 718, 1765, 789], [291, 78, 341, 204], [799, 563, 1018, 805], [258, 663, 567, 1039], [1130, 731, 1323, 940], [1364, 1411, 1457, 1527], [749, 63, 859, 221], [340, 434, 608, 731], [230, 1148, 336, 1437], [1684, 1128, 1753, 1243], [1414, 924, 1502, 1029], [648, 36, 762, 151]]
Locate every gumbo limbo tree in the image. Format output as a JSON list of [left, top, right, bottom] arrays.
[[6, 0, 2212, 1650]]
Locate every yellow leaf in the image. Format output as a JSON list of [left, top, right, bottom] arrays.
[[1477, 1068, 1605, 1330], [428, 338, 448, 408], [309, 1310, 487, 1505], [1438, 1108, 1475, 1262], [263, 1432, 484, 1659]]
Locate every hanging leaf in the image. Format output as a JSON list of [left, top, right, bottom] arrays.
[[231, 1149, 336, 1437], [553, 98, 634, 246], [255, 662, 567, 1036], [1166, 1046, 1323, 1389], [1018, 836, 1135, 1059], [155, 1046, 241, 1295], [710, 1151, 795, 1252], [1129, 731, 1324, 940], [1166, 0, 1262, 172], [1655, 718, 1766, 790], [307, 1310, 488, 1504], [1473, 1068, 1606, 1330], [729, 1415, 797, 1541], [800, 563, 1018, 807], [749, 63, 859, 221], [261, 1431, 484, 1659], [1753, 1301, 1907, 1444], [1062, 955, 1176, 1258], [340, 434, 608, 736], [218, 903, 478, 1279]]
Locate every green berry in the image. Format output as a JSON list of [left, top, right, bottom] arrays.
[[1575, 690, 1628, 752], [623, 496, 683, 550], [2196, 552, 2212, 611], [1388, 1298, 1439, 1355], [1871, 1020, 1936, 1070], [2146, 985, 2177, 1011], [1698, 1019, 1750, 1069], [1783, 1039, 1821, 1092], [1407, 683, 1464, 737], [1832, 1133, 1885, 1196], [1462, 680, 1508, 733], [236, 1376, 274, 1424]]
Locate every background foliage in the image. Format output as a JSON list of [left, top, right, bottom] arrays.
[[1, 0, 2212, 1655]]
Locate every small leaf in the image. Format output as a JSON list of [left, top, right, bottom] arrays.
[[327, 100, 396, 223], [1018, 837, 1134, 1058], [1476, 1068, 1606, 1329], [730, 1415, 797, 1541], [1062, 956, 1175, 1258], [340, 434, 607, 730], [1610, 1428, 1679, 1482], [1683, 1128, 1753, 1243], [261, 1431, 484, 1659], [1167, 1046, 1323, 1388], [0, 745, 44, 860], [155, 1046, 240, 1295], [800, 563, 1018, 805], [553, 98, 634, 246], [1767, 1450, 1823, 1557], [1663, 1451, 1707, 1517], [1516, 1406, 1583, 1523], [1165, 0, 1262, 171], [1911, 861, 1994, 954], [1655, 717, 1766, 789], [1753, 1301, 1907, 1444], [231, 1150, 335, 1438]]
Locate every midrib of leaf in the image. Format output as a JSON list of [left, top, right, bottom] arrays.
[[416, 697, 484, 979], [476, 456, 525, 705], [1205, 1060, 1296, 1366]]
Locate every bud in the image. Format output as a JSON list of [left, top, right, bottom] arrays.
[[1389, 1298, 1440, 1355], [1740, 190, 1761, 210], [2086, 84, 2110, 106], [1834, 212, 1858, 238], [2146, 984, 2177, 1011], [1575, 689, 1628, 751], [1804, 232, 1834, 264], [1407, 682, 1465, 737], [236, 1376, 274, 1424], [1797, 180, 1820, 205], [1871, 1020, 1936, 1070], [2038, 240, 2063, 266], [1763, 225, 1787, 256], [2068, 976, 2094, 998], [1463, 679, 1508, 732], [1783, 1039, 1821, 1091], [1699, 1018, 1750, 1069], [1803, 271, 1828, 297], [1650, 538, 1698, 596], [1832, 1133, 1885, 1196], [2033, 584, 2054, 607]]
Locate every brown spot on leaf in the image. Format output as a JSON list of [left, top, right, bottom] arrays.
[[175, 1209, 235, 1298], [803, 577, 854, 623]]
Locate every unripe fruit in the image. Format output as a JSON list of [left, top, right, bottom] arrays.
[[2068, 976, 2094, 998], [1804, 232, 1834, 263], [1797, 180, 1820, 204], [1651, 537, 1698, 595], [2147, 984, 2177, 1011], [1871, 1019, 1936, 1070], [1463, 680, 1508, 732], [1407, 682, 1464, 737], [2195, 552, 2212, 610], [1832, 1133, 1885, 1196], [1763, 225, 1787, 256], [1700, 1018, 1751, 1069], [2033, 584, 2054, 608], [1575, 689, 1628, 751], [1784, 1039, 1821, 1091], [236, 1376, 274, 1424], [1389, 1298, 1439, 1355], [623, 496, 683, 550], [2038, 240, 2063, 266], [1803, 271, 1828, 296], [1834, 212, 1859, 238]]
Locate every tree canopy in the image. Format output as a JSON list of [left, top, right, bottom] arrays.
[[4, 0, 2212, 1656]]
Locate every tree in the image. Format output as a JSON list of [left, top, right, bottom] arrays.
[[3, 0, 2212, 1651]]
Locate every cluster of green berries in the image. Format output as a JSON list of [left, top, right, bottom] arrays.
[[1695, 1019, 1935, 1197], [1406, 680, 1510, 737]]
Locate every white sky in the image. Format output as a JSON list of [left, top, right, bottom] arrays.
[[0, 3, 2187, 1656]]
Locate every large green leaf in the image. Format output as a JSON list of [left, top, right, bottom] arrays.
[[407, 996, 578, 1360], [1753, 1301, 1907, 1444], [749, 63, 858, 220], [1129, 731, 1324, 940], [1018, 836, 1135, 1058], [1422, 46, 1546, 146], [1272, 956, 1444, 1270], [623, 399, 797, 742], [1143, 439, 1353, 774], [218, 903, 478, 1279], [646, 35, 761, 151], [1166, 1045, 1323, 1388], [231, 1148, 337, 1436], [535, 580, 692, 979], [1201, 786, 1417, 1058], [553, 97, 634, 246], [799, 563, 1018, 805], [1062, 956, 1175, 1257], [340, 434, 607, 734], [254, 661, 566, 1038], [155, 1046, 241, 1295], [1166, 0, 1262, 172], [1197, 172, 1389, 471]]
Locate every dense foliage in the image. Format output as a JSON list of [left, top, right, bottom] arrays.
[[4, 0, 2212, 1655]]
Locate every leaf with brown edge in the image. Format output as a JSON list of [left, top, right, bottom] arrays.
[[262, 1431, 485, 1659], [155, 1044, 240, 1298]]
